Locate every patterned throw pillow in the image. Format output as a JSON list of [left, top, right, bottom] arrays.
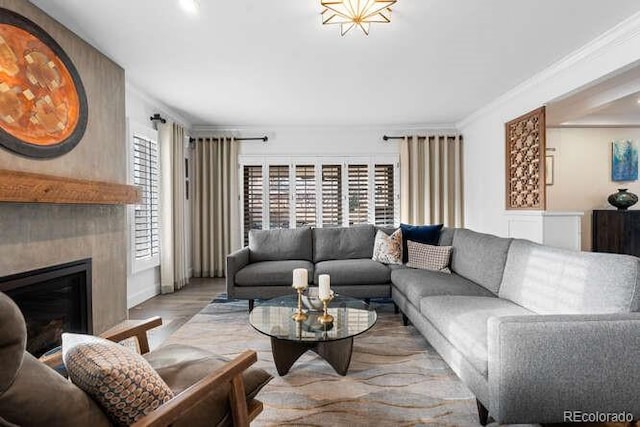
[[372, 229, 403, 265], [406, 240, 453, 273], [62, 333, 174, 426]]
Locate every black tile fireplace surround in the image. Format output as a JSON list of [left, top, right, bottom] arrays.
[[0, 259, 92, 357]]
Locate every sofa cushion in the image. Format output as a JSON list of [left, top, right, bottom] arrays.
[[391, 268, 494, 303], [313, 225, 376, 262], [0, 292, 26, 394], [235, 260, 313, 287], [314, 259, 391, 286], [499, 239, 640, 314], [249, 228, 312, 262], [145, 344, 272, 427], [451, 229, 512, 294], [439, 227, 455, 246], [0, 353, 112, 427], [0, 293, 111, 427], [420, 296, 534, 376], [400, 223, 443, 262]]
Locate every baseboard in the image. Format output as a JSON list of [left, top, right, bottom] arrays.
[[127, 285, 161, 309]]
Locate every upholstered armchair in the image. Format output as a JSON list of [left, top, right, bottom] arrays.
[[0, 292, 271, 427]]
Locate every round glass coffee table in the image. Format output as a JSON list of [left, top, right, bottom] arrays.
[[249, 294, 377, 376]]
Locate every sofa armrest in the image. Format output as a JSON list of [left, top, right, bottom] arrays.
[[488, 313, 640, 424], [226, 247, 250, 298]]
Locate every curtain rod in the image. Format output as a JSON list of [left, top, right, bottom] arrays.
[[150, 113, 167, 124], [189, 136, 269, 143], [383, 134, 461, 141]]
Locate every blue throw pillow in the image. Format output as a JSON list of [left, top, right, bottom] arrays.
[[400, 223, 444, 262]]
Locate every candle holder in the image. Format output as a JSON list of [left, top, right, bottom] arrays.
[[291, 288, 308, 322], [318, 295, 334, 325]]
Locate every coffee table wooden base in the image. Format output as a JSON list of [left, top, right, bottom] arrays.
[[270, 336, 354, 376]]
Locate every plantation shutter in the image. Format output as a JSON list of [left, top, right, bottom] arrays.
[[269, 165, 290, 229], [322, 164, 343, 227], [295, 165, 316, 227], [243, 165, 263, 245], [132, 135, 159, 260], [374, 164, 395, 226], [348, 164, 369, 225]]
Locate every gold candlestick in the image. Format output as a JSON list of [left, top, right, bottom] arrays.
[[291, 288, 308, 322], [318, 296, 334, 325]]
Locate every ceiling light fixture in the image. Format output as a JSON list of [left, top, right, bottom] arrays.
[[179, 0, 200, 15], [321, 0, 397, 36]]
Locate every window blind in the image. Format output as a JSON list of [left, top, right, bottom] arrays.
[[243, 165, 263, 245], [321, 164, 343, 227], [374, 164, 395, 227], [132, 135, 159, 260], [269, 165, 290, 229], [348, 164, 369, 226], [295, 165, 316, 227]]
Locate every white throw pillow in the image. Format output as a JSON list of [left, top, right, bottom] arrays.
[[406, 240, 452, 273], [372, 229, 403, 265]]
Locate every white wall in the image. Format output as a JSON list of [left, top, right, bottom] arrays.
[[459, 13, 640, 237], [125, 81, 193, 309], [547, 127, 640, 250], [192, 126, 458, 158]]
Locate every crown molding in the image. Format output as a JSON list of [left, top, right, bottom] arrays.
[[191, 123, 459, 135], [126, 81, 194, 129], [456, 10, 640, 130]]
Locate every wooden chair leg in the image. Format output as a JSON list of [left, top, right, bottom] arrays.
[[248, 299, 254, 312], [476, 399, 489, 426], [229, 375, 250, 427]]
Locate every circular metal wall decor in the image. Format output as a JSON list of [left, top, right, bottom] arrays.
[[0, 8, 88, 158]]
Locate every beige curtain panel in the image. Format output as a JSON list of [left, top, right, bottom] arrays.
[[192, 137, 239, 278], [400, 135, 464, 227], [159, 122, 190, 294]]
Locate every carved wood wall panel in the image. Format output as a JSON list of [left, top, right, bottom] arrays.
[[505, 106, 546, 210]]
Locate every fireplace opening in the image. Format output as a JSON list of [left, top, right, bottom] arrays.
[[0, 259, 92, 357]]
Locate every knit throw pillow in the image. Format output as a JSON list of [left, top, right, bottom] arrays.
[[62, 333, 174, 426], [372, 229, 403, 265], [406, 240, 452, 273]]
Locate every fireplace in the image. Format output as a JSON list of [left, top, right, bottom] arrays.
[[0, 259, 92, 357]]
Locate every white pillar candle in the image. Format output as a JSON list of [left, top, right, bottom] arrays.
[[292, 268, 308, 289], [318, 274, 331, 300]]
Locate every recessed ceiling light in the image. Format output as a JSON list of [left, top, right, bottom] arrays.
[[179, 0, 200, 14]]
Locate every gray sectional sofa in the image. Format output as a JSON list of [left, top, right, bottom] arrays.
[[226, 224, 640, 425]]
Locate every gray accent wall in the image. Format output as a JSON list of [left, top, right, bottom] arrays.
[[0, 0, 127, 332]]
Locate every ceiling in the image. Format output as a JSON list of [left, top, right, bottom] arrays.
[[31, 0, 640, 127], [547, 64, 640, 127]]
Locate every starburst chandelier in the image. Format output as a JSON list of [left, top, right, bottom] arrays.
[[321, 0, 397, 36]]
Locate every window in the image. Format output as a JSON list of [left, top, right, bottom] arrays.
[[240, 157, 398, 238], [347, 164, 369, 225], [374, 164, 395, 227], [268, 165, 290, 229], [295, 165, 317, 227], [130, 124, 160, 272], [243, 165, 263, 245], [322, 164, 343, 227]]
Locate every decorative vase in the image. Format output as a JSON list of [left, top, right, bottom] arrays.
[[608, 189, 639, 210]]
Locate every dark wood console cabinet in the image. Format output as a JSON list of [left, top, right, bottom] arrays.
[[592, 210, 640, 257]]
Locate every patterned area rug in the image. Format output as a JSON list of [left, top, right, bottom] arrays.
[[164, 297, 489, 426]]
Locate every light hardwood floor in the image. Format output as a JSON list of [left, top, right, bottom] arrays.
[[128, 277, 225, 350]]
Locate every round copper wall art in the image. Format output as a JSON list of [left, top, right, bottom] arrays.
[[0, 8, 88, 158]]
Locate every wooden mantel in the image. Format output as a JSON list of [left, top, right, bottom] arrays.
[[0, 169, 141, 205]]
